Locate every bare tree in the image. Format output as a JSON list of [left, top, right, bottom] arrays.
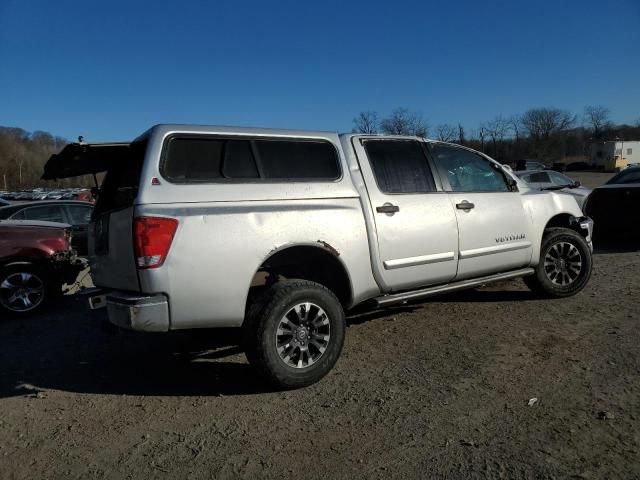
[[435, 124, 457, 142], [483, 115, 511, 158], [521, 108, 575, 140], [352, 111, 379, 134], [509, 114, 522, 141], [520, 107, 576, 160], [458, 123, 466, 145], [583, 105, 610, 137], [380, 108, 428, 137]]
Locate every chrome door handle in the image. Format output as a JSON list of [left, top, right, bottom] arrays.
[[456, 201, 475, 211], [376, 203, 400, 215]]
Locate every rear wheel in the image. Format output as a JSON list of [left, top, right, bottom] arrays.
[[243, 280, 345, 389], [524, 227, 592, 298], [0, 264, 51, 316]]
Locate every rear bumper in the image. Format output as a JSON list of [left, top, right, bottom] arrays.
[[89, 291, 170, 332]]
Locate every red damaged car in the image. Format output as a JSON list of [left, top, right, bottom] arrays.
[[0, 220, 84, 316]]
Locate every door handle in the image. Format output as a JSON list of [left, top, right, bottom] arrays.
[[456, 201, 475, 211], [376, 203, 400, 215]]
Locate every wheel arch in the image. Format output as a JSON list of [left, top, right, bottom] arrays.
[[246, 242, 354, 311], [0, 256, 50, 272], [544, 213, 588, 238]]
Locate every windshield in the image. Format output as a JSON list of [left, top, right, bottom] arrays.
[[606, 168, 640, 185], [548, 171, 574, 186]]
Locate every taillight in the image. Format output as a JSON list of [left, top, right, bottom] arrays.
[[133, 216, 178, 269]]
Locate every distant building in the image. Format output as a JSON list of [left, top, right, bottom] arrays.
[[590, 140, 640, 170]]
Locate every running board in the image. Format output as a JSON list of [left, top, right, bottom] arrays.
[[373, 268, 535, 307]]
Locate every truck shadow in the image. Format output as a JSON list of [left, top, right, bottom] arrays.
[[3, 256, 622, 400], [0, 296, 279, 399]]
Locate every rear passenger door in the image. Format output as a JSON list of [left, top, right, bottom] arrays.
[[353, 138, 459, 291], [428, 143, 532, 280]]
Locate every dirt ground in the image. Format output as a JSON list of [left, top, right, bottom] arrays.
[[1, 173, 639, 479]]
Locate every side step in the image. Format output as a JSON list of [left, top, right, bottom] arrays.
[[373, 268, 535, 307]]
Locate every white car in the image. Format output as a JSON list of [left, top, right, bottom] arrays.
[[516, 170, 591, 210]]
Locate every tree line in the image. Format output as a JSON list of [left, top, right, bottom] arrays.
[[353, 106, 640, 166], [0, 127, 96, 190], [1, 105, 639, 189]]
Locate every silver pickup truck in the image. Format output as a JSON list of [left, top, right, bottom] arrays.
[[44, 124, 594, 388]]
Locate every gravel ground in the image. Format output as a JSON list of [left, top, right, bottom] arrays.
[[2, 173, 639, 479]]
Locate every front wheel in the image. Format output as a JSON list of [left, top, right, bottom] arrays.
[[243, 280, 345, 389], [0, 264, 51, 317], [524, 227, 592, 298]]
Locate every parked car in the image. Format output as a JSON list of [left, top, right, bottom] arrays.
[[566, 161, 591, 172], [584, 166, 640, 240], [0, 201, 93, 255], [0, 220, 84, 315], [44, 125, 594, 388], [515, 170, 592, 210]]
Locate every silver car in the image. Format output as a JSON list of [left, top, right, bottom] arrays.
[[516, 170, 591, 210], [44, 124, 594, 388]]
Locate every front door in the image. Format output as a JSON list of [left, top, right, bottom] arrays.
[[428, 143, 533, 280], [353, 138, 459, 292]]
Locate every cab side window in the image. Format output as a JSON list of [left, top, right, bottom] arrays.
[[429, 144, 510, 192]]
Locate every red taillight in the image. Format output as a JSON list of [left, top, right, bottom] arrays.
[[133, 216, 178, 269]]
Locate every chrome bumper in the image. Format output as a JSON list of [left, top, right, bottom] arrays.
[[88, 291, 170, 332]]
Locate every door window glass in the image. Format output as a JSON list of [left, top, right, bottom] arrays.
[[19, 205, 65, 223], [363, 140, 436, 194], [67, 205, 93, 224], [430, 144, 509, 192]]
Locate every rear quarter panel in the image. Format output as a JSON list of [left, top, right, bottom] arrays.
[[136, 198, 377, 328]]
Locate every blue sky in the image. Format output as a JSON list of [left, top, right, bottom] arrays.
[[1, 0, 638, 141]]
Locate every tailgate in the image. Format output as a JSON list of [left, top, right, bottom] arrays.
[[88, 139, 148, 291], [43, 137, 150, 292], [89, 207, 139, 291]]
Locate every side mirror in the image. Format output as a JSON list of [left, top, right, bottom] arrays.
[[573, 181, 581, 187], [506, 177, 518, 191]]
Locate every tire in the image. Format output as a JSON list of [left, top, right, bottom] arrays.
[[0, 264, 52, 317], [524, 227, 592, 298], [243, 280, 345, 389]]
